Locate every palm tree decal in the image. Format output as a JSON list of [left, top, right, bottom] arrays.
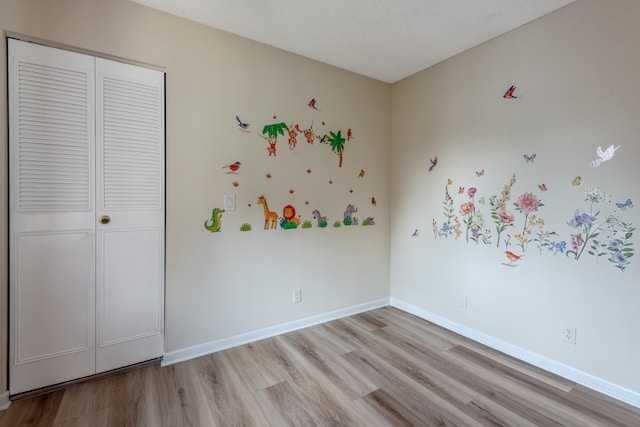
[[262, 122, 288, 140], [327, 130, 347, 167], [261, 122, 288, 156]]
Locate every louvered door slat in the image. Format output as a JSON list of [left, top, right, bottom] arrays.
[[100, 75, 162, 211], [15, 58, 92, 212]]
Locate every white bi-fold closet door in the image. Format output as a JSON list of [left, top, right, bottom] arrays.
[[8, 38, 165, 395]]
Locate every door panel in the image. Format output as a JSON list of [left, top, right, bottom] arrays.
[[95, 57, 165, 373], [96, 228, 163, 372], [9, 39, 95, 394], [11, 232, 95, 393], [15, 232, 94, 362]]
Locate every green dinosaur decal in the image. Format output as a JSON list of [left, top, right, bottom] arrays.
[[204, 208, 225, 232]]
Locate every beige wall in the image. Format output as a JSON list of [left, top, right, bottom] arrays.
[[0, 0, 391, 392], [390, 0, 640, 395]]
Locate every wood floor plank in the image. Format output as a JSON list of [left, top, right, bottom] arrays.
[[225, 339, 291, 392], [446, 345, 621, 426], [278, 328, 379, 400], [253, 381, 318, 426], [302, 322, 361, 356], [567, 384, 640, 426], [355, 388, 432, 427], [53, 408, 110, 427], [462, 394, 542, 427], [106, 365, 165, 427], [4, 306, 640, 426], [344, 348, 481, 426], [53, 377, 111, 424], [154, 362, 221, 426], [0, 390, 64, 427], [268, 335, 373, 426], [192, 351, 271, 426]]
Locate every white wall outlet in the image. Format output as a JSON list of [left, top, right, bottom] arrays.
[[224, 194, 236, 211], [561, 325, 577, 345], [293, 288, 302, 304]]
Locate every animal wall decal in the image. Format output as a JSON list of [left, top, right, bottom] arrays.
[[204, 208, 225, 232], [429, 156, 438, 171], [261, 122, 289, 157], [343, 204, 358, 226], [257, 195, 278, 229], [236, 115, 250, 132], [503, 85, 522, 99], [222, 161, 241, 174], [589, 144, 620, 168], [223, 98, 377, 235]]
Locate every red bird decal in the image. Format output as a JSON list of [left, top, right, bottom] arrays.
[[222, 161, 241, 173], [503, 85, 521, 99], [503, 251, 524, 267], [308, 98, 320, 110], [429, 156, 438, 172]]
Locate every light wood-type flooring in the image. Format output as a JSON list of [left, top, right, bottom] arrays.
[[2, 306, 640, 426]]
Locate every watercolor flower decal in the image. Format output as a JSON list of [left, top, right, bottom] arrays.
[[511, 192, 544, 252], [566, 188, 635, 271], [566, 188, 609, 260], [432, 178, 635, 272], [489, 173, 516, 247]]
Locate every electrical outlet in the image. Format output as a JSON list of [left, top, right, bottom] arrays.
[[293, 288, 302, 304], [561, 325, 577, 345]]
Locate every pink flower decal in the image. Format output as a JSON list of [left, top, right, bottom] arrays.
[[570, 234, 584, 251], [467, 187, 477, 197], [498, 210, 515, 225], [517, 192, 540, 215], [460, 202, 474, 216]]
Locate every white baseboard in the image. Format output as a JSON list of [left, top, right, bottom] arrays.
[[162, 298, 390, 367], [0, 391, 11, 411], [390, 298, 640, 409]]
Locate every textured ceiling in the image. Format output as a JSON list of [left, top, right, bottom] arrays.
[[130, 0, 576, 83]]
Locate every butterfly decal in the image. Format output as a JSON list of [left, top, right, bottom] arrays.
[[429, 156, 438, 172], [523, 154, 536, 163], [476, 169, 485, 177], [458, 186, 465, 194], [538, 183, 548, 191], [503, 85, 521, 99], [447, 178, 453, 185], [571, 176, 582, 187], [588, 144, 620, 168], [616, 199, 633, 210]]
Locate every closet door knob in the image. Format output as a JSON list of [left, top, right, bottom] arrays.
[[99, 215, 111, 224]]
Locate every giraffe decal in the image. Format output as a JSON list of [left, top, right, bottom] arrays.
[[258, 195, 278, 229]]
